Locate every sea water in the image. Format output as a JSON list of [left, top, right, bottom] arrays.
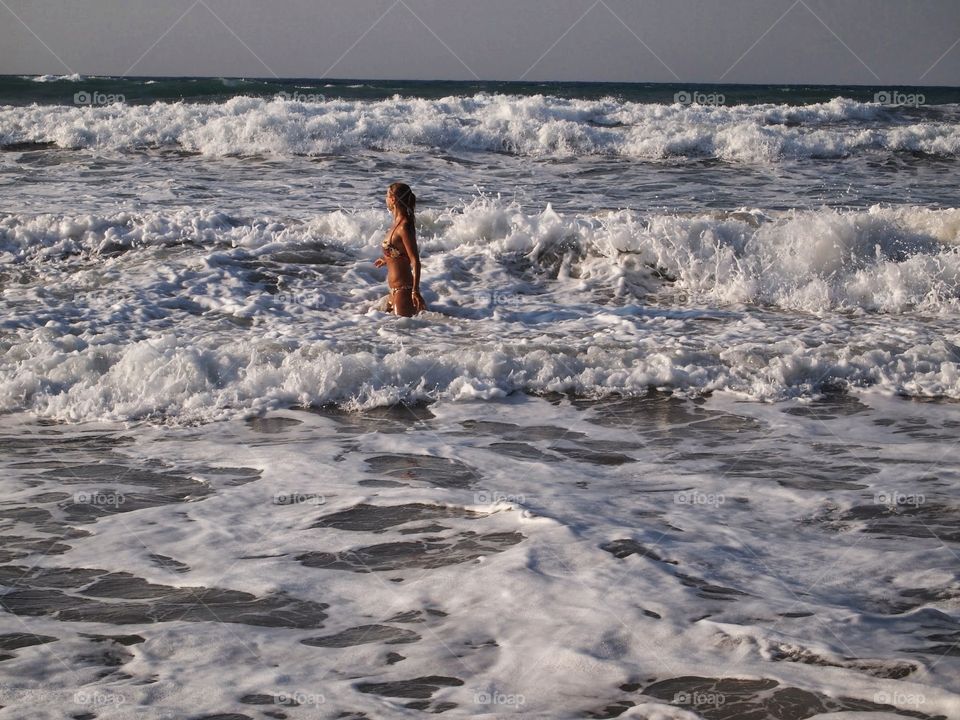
[[0, 76, 958, 719]]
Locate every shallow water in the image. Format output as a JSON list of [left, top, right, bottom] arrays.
[[0, 393, 957, 718]]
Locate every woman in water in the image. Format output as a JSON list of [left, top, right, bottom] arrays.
[[375, 182, 426, 316]]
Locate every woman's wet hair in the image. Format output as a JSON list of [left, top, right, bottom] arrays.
[[389, 182, 416, 220]]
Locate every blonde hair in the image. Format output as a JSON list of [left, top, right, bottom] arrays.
[[388, 182, 416, 221]]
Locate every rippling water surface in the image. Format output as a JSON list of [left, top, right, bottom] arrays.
[[0, 75, 958, 719]]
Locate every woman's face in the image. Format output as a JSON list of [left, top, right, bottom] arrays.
[[386, 191, 394, 210]]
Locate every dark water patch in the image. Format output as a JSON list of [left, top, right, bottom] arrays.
[[365, 454, 479, 490], [904, 627, 960, 657], [357, 479, 409, 488], [263, 247, 352, 265], [549, 444, 635, 466], [585, 699, 638, 718], [297, 531, 524, 572], [80, 633, 145, 646], [84, 573, 187, 599], [192, 466, 261, 485], [305, 403, 435, 434], [1, 141, 57, 152], [0, 535, 71, 556], [782, 394, 871, 420], [574, 394, 762, 443], [600, 539, 677, 564], [676, 572, 749, 601], [29, 462, 261, 523], [78, 642, 134, 673], [459, 419, 583, 442], [636, 675, 945, 720], [355, 675, 463, 699], [718, 452, 876, 491], [312, 503, 481, 532], [0, 566, 328, 628], [301, 624, 419, 648], [812, 501, 960, 544], [572, 438, 645, 452], [0, 632, 58, 650], [602, 538, 743, 600], [0, 565, 103, 588], [769, 643, 916, 679], [886, 415, 960, 442], [246, 416, 303, 433], [387, 608, 447, 622], [398, 523, 450, 535], [884, 585, 960, 615], [42, 463, 196, 485], [485, 441, 563, 462], [0, 505, 56, 528], [148, 553, 190, 574], [239, 693, 296, 706], [0, 430, 133, 456], [27, 492, 71, 502]]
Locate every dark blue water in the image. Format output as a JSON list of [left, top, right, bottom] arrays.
[[3, 74, 959, 107]]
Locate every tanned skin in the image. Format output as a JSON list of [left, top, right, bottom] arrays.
[[375, 188, 426, 316]]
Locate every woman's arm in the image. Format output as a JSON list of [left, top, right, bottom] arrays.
[[399, 223, 426, 311]]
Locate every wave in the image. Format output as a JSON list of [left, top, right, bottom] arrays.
[[2, 94, 958, 161], [25, 73, 86, 83], [2, 311, 959, 423], [2, 200, 958, 422], [3, 201, 958, 313]]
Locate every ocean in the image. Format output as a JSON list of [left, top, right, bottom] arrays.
[[0, 74, 958, 719]]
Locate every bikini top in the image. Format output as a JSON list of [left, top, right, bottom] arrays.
[[381, 218, 407, 260]]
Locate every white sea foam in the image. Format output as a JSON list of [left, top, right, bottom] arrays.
[[1, 200, 958, 422], [2, 94, 958, 160], [25, 73, 86, 83], [4, 201, 958, 311]]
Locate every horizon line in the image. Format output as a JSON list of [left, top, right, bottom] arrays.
[[4, 73, 959, 90]]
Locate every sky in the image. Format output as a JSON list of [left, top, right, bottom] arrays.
[[2, 0, 958, 86]]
